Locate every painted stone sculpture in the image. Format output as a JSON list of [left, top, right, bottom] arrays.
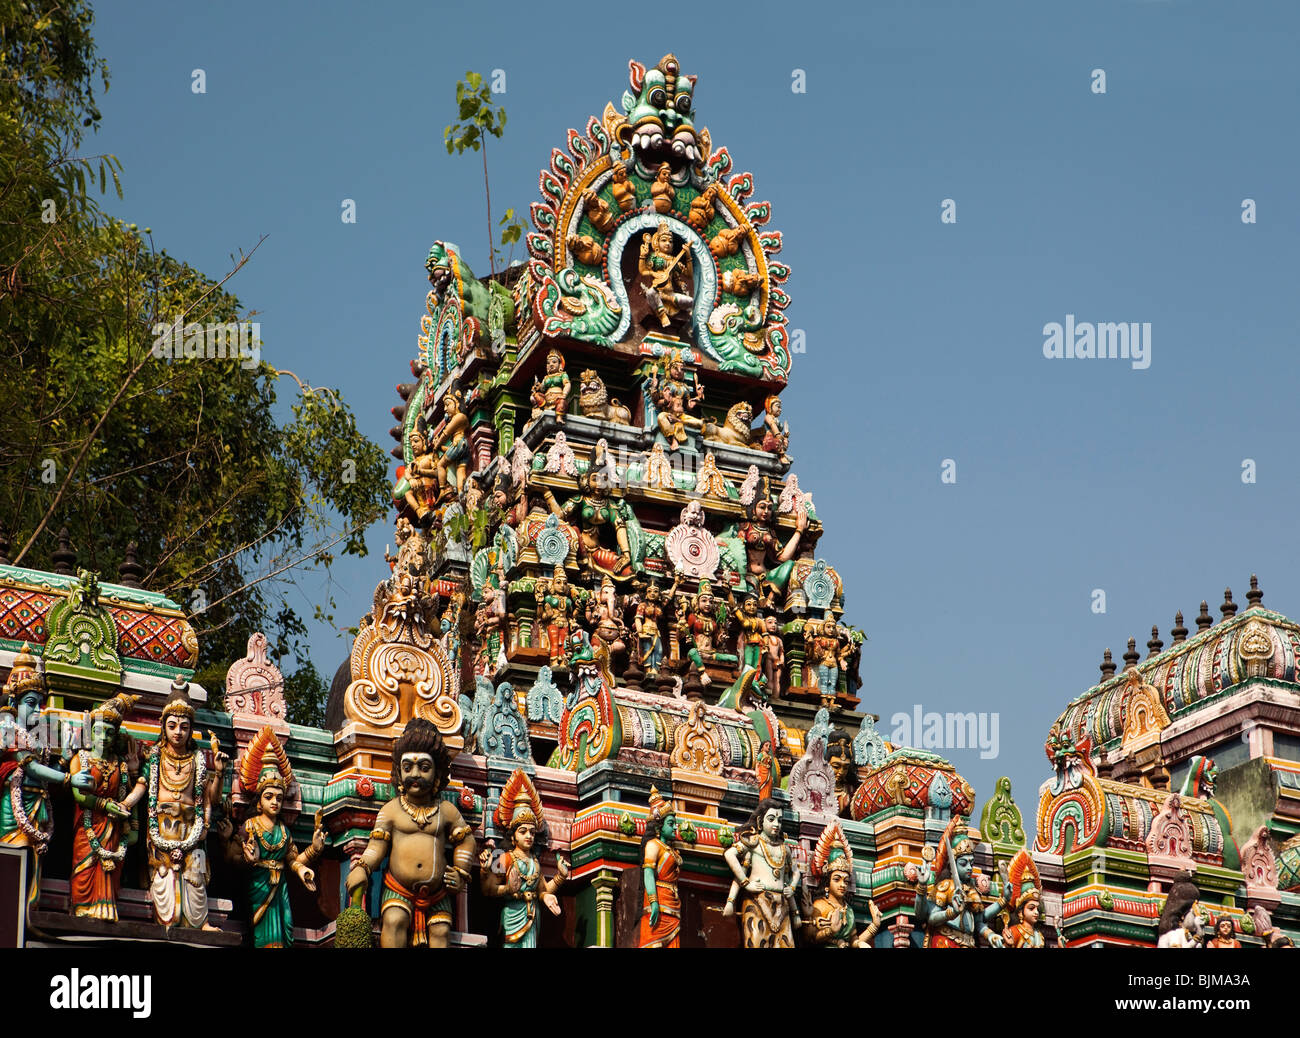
[[69, 693, 144, 921], [344, 720, 475, 947], [480, 770, 570, 948], [722, 797, 801, 947], [530, 349, 571, 423], [235, 727, 325, 948], [638, 786, 682, 948], [906, 815, 1007, 948], [140, 680, 227, 930], [802, 821, 881, 948], [998, 848, 1045, 948]]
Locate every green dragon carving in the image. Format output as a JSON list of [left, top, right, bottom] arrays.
[[425, 241, 515, 332]]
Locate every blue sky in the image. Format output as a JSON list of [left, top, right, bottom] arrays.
[[89, 0, 1300, 821]]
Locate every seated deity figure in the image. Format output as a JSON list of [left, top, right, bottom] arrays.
[[345, 720, 476, 948], [137, 680, 227, 930], [722, 797, 802, 947], [69, 693, 145, 921], [637, 220, 693, 328]]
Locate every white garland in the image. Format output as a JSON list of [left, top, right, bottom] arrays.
[[7, 768, 52, 855], [146, 745, 206, 860]]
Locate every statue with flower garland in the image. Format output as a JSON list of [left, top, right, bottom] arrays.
[[137, 678, 228, 930], [479, 769, 570, 948], [234, 727, 326, 948], [69, 693, 145, 921], [905, 814, 1008, 947], [638, 785, 683, 948], [801, 820, 882, 947], [0, 644, 87, 916]]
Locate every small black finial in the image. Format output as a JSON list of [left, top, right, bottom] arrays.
[[1196, 600, 1213, 631], [117, 542, 145, 589], [50, 526, 76, 575], [1220, 587, 1237, 619], [1171, 612, 1188, 644], [1147, 625, 1164, 658], [1100, 648, 1116, 680], [1122, 638, 1140, 670], [1246, 574, 1263, 608]]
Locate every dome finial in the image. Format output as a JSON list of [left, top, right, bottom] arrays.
[[1196, 600, 1213, 631], [1122, 638, 1140, 670], [1100, 648, 1116, 680], [1246, 574, 1263, 608], [51, 525, 76, 575], [1146, 626, 1164, 658], [1170, 611, 1188, 644], [1220, 587, 1237, 619]]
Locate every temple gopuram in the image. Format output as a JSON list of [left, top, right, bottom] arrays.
[[2, 54, 1297, 952]]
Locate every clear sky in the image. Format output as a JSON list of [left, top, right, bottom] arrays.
[[88, 0, 1300, 822]]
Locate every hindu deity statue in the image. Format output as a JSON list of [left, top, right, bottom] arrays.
[[1206, 916, 1242, 949], [139, 680, 227, 930], [906, 815, 1008, 948], [530, 349, 571, 423], [535, 566, 579, 668], [541, 466, 644, 581], [647, 351, 704, 451], [0, 644, 85, 915], [631, 577, 673, 679], [760, 394, 791, 464], [69, 692, 144, 921], [479, 769, 570, 948], [638, 785, 683, 948], [394, 426, 439, 524], [733, 593, 766, 671], [756, 741, 780, 800], [802, 821, 882, 948], [722, 797, 802, 947], [1156, 870, 1202, 948], [826, 727, 857, 817], [430, 388, 471, 502], [677, 580, 724, 685], [234, 727, 325, 948], [345, 719, 476, 948], [761, 614, 785, 699], [475, 575, 508, 676], [998, 849, 1045, 949], [805, 616, 850, 697], [638, 219, 693, 328], [737, 495, 808, 603], [585, 575, 627, 667]]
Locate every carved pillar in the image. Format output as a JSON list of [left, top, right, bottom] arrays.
[[889, 914, 914, 948], [590, 868, 621, 948]]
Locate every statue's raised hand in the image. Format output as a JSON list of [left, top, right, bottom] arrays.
[[70, 770, 94, 790], [555, 852, 571, 879]]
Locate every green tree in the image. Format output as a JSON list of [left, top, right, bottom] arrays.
[[443, 71, 525, 275], [0, 2, 390, 719]]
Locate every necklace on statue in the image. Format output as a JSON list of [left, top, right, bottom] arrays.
[[399, 794, 438, 830]]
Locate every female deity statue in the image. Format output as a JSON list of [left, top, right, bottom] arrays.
[[479, 769, 570, 948], [1206, 916, 1242, 949], [541, 465, 644, 581], [70, 693, 145, 921], [234, 727, 325, 948], [638, 786, 682, 948], [906, 814, 1008, 948], [137, 680, 227, 930], [732, 593, 766, 670], [722, 797, 802, 947], [632, 576, 675, 679], [736, 495, 808, 605], [760, 394, 791, 465], [801, 821, 882, 947], [997, 848, 1045, 948], [0, 644, 86, 916], [394, 426, 439, 524]]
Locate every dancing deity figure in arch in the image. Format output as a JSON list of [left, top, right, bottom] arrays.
[[344, 720, 476, 947]]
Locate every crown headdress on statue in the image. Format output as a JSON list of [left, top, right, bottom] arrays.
[[238, 726, 294, 795], [810, 820, 854, 884], [495, 769, 544, 832], [1, 642, 44, 713], [92, 692, 140, 727], [647, 785, 674, 822], [1005, 848, 1041, 911], [160, 675, 196, 723]]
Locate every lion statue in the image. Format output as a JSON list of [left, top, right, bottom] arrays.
[[703, 400, 759, 448], [578, 370, 633, 425]]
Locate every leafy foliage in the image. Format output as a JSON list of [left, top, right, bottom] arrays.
[[0, 2, 390, 721]]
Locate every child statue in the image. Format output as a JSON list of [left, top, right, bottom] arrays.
[[344, 719, 476, 947], [69, 693, 144, 921], [722, 797, 802, 947], [479, 769, 570, 948], [234, 727, 325, 948], [138, 679, 227, 930], [638, 785, 683, 948], [801, 821, 882, 947]]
